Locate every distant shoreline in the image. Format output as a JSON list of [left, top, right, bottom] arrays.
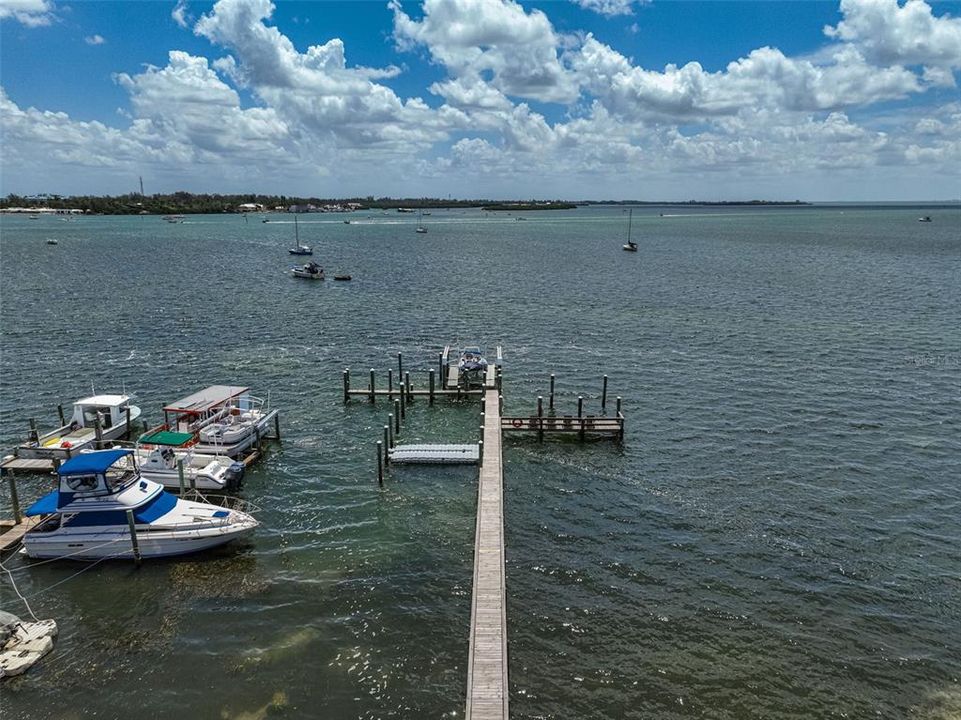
[[1, 193, 957, 216]]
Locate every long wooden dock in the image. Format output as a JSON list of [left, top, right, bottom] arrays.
[[466, 388, 509, 720]]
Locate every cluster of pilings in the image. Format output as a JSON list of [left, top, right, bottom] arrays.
[[344, 351, 494, 404]]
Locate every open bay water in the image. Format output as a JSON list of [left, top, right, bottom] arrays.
[[0, 205, 959, 719]]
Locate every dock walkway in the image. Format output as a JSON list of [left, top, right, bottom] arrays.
[[466, 388, 509, 720]]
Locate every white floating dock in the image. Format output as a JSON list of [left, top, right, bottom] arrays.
[[389, 444, 479, 464]]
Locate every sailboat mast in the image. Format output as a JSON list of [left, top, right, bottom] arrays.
[[295, 214, 299, 244], [627, 208, 633, 243]]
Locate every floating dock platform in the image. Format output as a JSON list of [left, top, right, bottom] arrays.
[[389, 444, 479, 464]]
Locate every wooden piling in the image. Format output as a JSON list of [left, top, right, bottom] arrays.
[[376, 441, 384, 485], [399, 383, 406, 419], [369, 369, 376, 403], [478, 439, 484, 466], [94, 415, 104, 449], [28, 418, 38, 444], [126, 510, 142, 566], [343, 368, 350, 403], [125, 406, 132, 437], [549, 374, 555, 411], [537, 396, 544, 443], [388, 369, 394, 398], [429, 369, 435, 405], [7, 473, 21, 524], [480, 414, 485, 444], [405, 372, 412, 403], [274, 412, 281, 441], [398, 352, 404, 383], [57, 404, 65, 427], [388, 415, 395, 448], [177, 458, 186, 493], [394, 400, 401, 434], [383, 426, 390, 465], [616, 396, 622, 416], [601, 375, 608, 413], [499, 394, 504, 416], [577, 395, 584, 418]]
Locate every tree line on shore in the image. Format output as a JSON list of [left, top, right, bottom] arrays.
[[0, 192, 578, 215]]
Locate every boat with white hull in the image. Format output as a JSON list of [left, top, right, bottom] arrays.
[[17, 394, 141, 460], [155, 386, 278, 458], [22, 449, 257, 561], [133, 433, 245, 491]]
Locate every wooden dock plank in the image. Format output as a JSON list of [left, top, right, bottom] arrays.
[[466, 388, 508, 720], [0, 517, 40, 554]]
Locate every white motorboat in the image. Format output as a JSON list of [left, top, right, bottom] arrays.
[[288, 214, 312, 255], [457, 346, 488, 387], [157, 385, 279, 458], [163, 214, 185, 223], [22, 449, 257, 561], [0, 611, 58, 678], [918, 216, 932, 222], [17, 394, 142, 460], [134, 429, 245, 491], [291, 261, 324, 279], [46, 238, 58, 245]]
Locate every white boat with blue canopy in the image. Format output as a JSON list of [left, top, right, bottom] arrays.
[[22, 449, 257, 561]]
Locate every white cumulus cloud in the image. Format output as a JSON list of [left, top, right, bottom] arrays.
[[85, 34, 105, 45], [0, 0, 54, 26]]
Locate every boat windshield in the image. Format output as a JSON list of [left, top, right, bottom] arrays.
[[81, 406, 114, 428], [104, 458, 137, 490]]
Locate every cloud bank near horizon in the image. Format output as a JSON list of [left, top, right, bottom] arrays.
[[1, 0, 959, 200]]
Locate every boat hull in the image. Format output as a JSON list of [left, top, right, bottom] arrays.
[[22, 517, 257, 560], [17, 407, 143, 459]]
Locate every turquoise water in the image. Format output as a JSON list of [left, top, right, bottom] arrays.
[[1, 206, 959, 718]]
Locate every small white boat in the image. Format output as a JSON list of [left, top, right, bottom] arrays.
[[163, 214, 185, 223], [0, 611, 58, 678], [134, 429, 245, 491], [22, 449, 257, 560], [622, 208, 638, 251], [415, 212, 428, 233], [457, 346, 489, 388], [46, 238, 58, 245], [291, 261, 324, 279], [159, 386, 279, 458], [288, 214, 312, 255], [17, 394, 142, 460], [918, 216, 932, 222]]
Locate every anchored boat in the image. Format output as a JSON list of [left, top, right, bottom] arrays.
[[291, 261, 324, 279], [17, 394, 142, 460], [622, 208, 638, 252], [155, 385, 278, 458], [288, 214, 313, 255], [22, 449, 257, 560]]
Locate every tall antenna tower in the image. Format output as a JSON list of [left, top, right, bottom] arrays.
[[139, 176, 144, 196]]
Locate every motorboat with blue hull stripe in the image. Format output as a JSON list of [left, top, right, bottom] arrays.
[[22, 449, 257, 561]]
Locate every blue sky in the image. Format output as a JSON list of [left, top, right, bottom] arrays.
[[2, 0, 960, 200]]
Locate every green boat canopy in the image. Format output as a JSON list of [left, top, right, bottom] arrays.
[[138, 430, 195, 446]]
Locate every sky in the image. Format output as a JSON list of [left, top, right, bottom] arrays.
[[1, 0, 960, 201]]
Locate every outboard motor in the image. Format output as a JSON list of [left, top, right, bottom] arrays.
[[225, 461, 246, 490]]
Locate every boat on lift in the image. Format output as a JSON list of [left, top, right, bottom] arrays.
[[457, 346, 488, 387], [21, 449, 258, 560], [16, 394, 142, 460]]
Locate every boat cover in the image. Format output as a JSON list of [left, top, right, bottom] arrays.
[[138, 430, 194, 446], [57, 449, 132, 475], [25, 488, 177, 521]]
